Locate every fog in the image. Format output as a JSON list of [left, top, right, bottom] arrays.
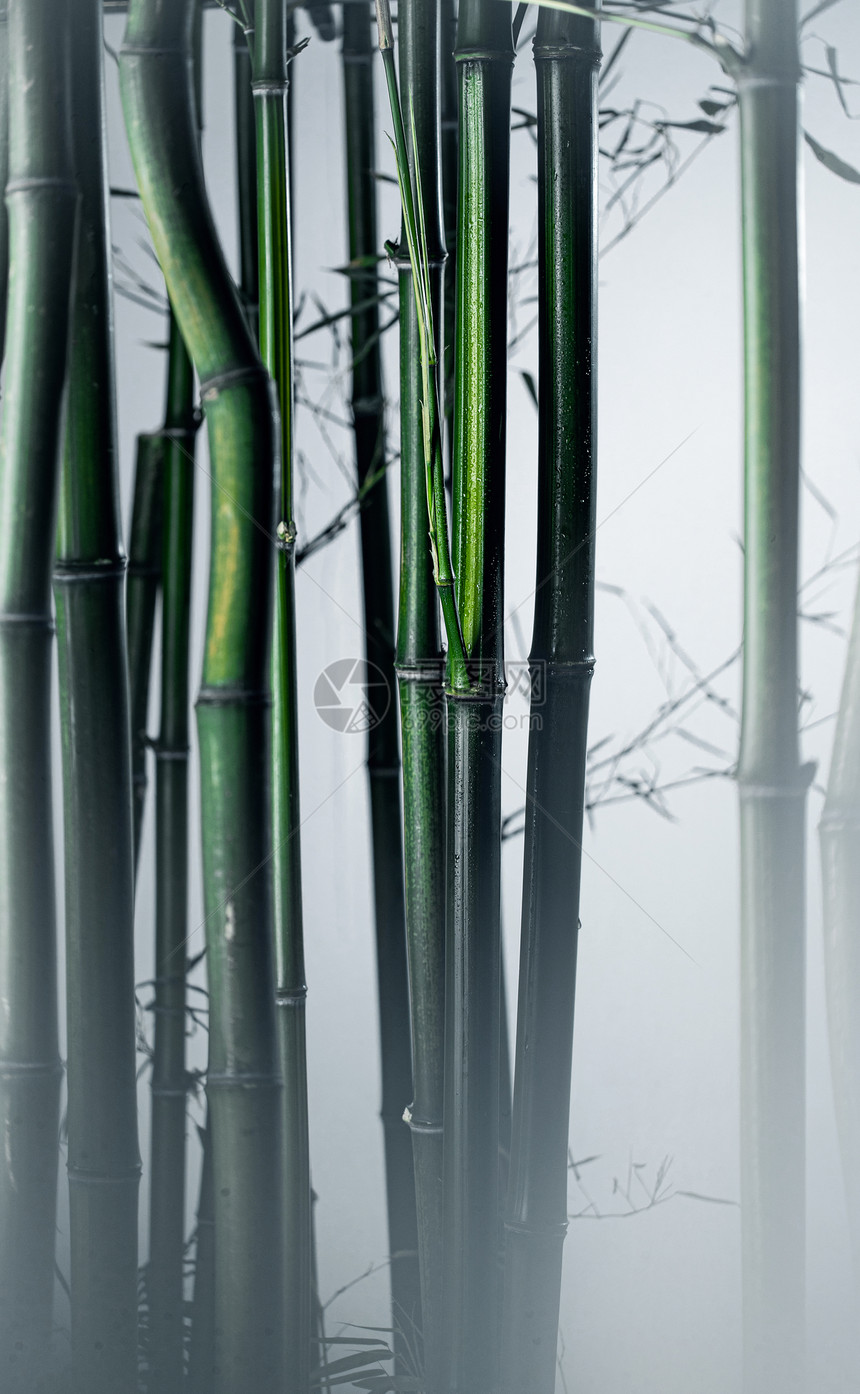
[[49, 4, 860, 1388]]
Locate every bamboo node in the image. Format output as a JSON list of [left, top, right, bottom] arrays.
[[199, 363, 270, 401], [533, 41, 602, 64]]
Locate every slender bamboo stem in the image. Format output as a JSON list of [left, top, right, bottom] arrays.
[[444, 0, 512, 1387], [127, 431, 164, 870], [736, 3, 807, 1390], [187, 1117, 216, 1394], [0, 1, 73, 1379], [121, 5, 286, 1389], [388, 0, 449, 1379], [252, 3, 312, 1387], [55, 5, 140, 1388], [235, 19, 259, 328], [342, 1, 421, 1361], [820, 566, 860, 1280], [147, 311, 196, 1394], [501, 10, 599, 1390], [0, 0, 8, 370], [440, 0, 457, 486]]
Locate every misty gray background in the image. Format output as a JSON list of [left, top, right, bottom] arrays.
[[48, 4, 860, 1388]]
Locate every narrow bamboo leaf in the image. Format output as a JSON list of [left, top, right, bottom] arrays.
[[804, 129, 860, 183]]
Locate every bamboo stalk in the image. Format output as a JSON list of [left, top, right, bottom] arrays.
[[235, 19, 259, 328], [120, 4, 287, 1389], [187, 1117, 216, 1394], [501, 9, 600, 1390], [55, 4, 140, 1388], [147, 310, 196, 1394], [736, 3, 807, 1390], [127, 430, 164, 870], [0, 1, 73, 1378], [440, 0, 457, 485], [0, 0, 8, 369], [252, 3, 312, 1387], [391, 0, 449, 1379], [820, 566, 860, 1280], [342, 0, 421, 1361], [444, 0, 512, 1386]]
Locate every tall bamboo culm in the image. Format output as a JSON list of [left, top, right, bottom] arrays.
[[127, 431, 164, 870], [0, 0, 73, 1381], [120, 3, 287, 1389], [342, 0, 421, 1359], [820, 567, 860, 1279], [444, 0, 512, 1388], [736, 2, 807, 1390], [393, 0, 449, 1380], [501, 8, 599, 1391], [147, 310, 196, 1394], [0, 0, 8, 365], [55, 5, 141, 1389], [252, 2, 312, 1387]]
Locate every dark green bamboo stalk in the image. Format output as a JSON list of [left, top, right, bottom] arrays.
[[252, 3, 312, 1388], [0, 0, 73, 1380], [391, 0, 448, 1380], [444, 0, 512, 1387], [127, 430, 164, 870], [55, 5, 140, 1389], [501, 10, 599, 1390], [342, 0, 421, 1360], [820, 567, 860, 1279], [121, 4, 286, 1390], [147, 311, 196, 1394], [736, 3, 807, 1390]]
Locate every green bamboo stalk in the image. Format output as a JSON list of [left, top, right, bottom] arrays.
[[120, 4, 287, 1390], [147, 310, 196, 1394], [444, 0, 512, 1386], [440, 0, 457, 484], [0, 0, 73, 1379], [736, 3, 807, 1390], [55, 4, 140, 1388], [187, 1117, 216, 1394], [0, 0, 9, 369], [389, 0, 449, 1379], [252, 3, 312, 1388], [342, 0, 421, 1360], [127, 430, 164, 870], [235, 18, 259, 327], [501, 9, 600, 1390], [820, 566, 860, 1280]]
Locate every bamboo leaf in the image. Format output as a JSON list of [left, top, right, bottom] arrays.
[[804, 130, 860, 183], [312, 1349, 392, 1378]]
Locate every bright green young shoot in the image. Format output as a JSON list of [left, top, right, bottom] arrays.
[[376, 0, 470, 691]]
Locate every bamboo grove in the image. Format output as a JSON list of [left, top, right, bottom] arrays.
[[0, 0, 856, 1391]]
